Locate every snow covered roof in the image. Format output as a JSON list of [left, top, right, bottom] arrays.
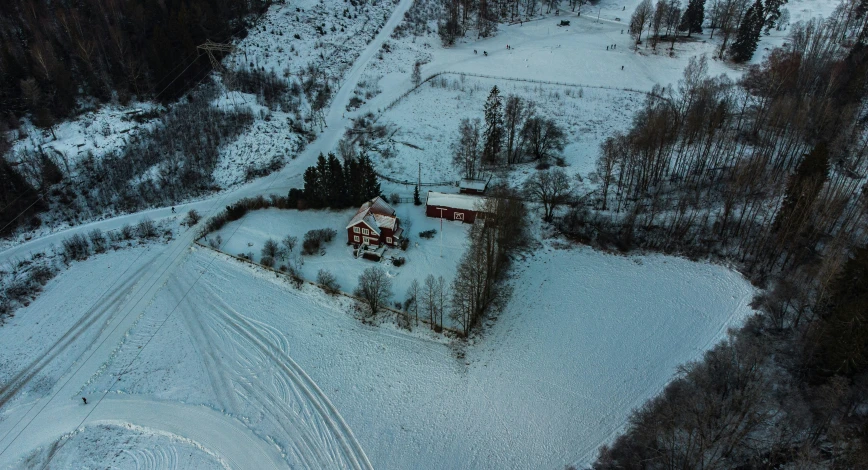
[[426, 191, 490, 212], [459, 178, 488, 191], [365, 196, 396, 217], [346, 196, 397, 232]]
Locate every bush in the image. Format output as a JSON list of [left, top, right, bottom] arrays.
[[261, 256, 275, 268], [88, 229, 107, 253], [137, 218, 157, 238], [61, 233, 91, 262], [121, 224, 135, 240], [262, 238, 279, 259], [208, 235, 222, 249], [302, 228, 338, 255], [184, 209, 201, 226], [389, 192, 400, 205], [316, 269, 340, 294], [419, 229, 436, 239], [392, 257, 405, 267]]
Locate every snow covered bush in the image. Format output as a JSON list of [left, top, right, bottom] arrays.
[[61, 234, 91, 262], [316, 269, 340, 295]]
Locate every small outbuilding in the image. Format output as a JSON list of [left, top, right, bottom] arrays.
[[459, 177, 489, 195], [346, 196, 404, 247], [425, 191, 490, 223]]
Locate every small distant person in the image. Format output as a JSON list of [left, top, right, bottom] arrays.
[[607, 46, 609, 50], [621, 65, 624, 70], [474, 49, 477, 54], [171, 206, 176, 213], [82, 397, 87, 405]]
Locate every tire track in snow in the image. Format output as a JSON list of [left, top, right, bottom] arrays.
[[197, 278, 372, 470]]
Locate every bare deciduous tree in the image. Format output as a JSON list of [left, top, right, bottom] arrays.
[[523, 168, 572, 221], [354, 267, 393, 315]]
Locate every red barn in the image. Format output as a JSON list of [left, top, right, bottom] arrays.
[[346, 196, 404, 247], [425, 191, 490, 223]]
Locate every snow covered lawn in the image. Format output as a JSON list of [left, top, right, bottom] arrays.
[[207, 205, 470, 321]]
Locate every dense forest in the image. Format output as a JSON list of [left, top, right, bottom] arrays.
[[564, 2, 868, 467], [0, 0, 269, 127]]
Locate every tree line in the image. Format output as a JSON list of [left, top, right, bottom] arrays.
[[575, 2, 868, 467], [295, 152, 382, 209], [629, 0, 792, 62], [0, 0, 268, 127], [453, 85, 568, 181]]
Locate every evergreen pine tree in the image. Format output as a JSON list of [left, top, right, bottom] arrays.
[[358, 154, 382, 203], [326, 153, 346, 207], [302, 166, 322, 208], [729, 0, 763, 63], [678, 0, 704, 35], [413, 185, 422, 205], [482, 86, 503, 166]]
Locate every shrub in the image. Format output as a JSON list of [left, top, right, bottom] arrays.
[[389, 192, 400, 205], [316, 269, 340, 294], [262, 238, 279, 259], [184, 209, 201, 226], [261, 256, 275, 268], [419, 229, 436, 239], [88, 229, 107, 253], [137, 218, 157, 238], [302, 228, 337, 255], [392, 257, 405, 267], [208, 235, 222, 249], [61, 234, 91, 262], [121, 224, 135, 240]]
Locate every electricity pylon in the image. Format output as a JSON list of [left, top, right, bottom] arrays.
[[197, 40, 241, 104]]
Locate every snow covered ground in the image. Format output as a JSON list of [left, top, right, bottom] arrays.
[[0, 237, 754, 469], [208, 205, 470, 325]]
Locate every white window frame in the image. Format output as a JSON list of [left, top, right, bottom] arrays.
[[362, 228, 369, 235], [363, 236, 371, 245], [354, 235, 360, 243], [454, 212, 465, 221], [386, 237, 392, 244], [353, 226, 360, 234]]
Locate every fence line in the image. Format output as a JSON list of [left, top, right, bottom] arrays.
[[194, 240, 464, 336]]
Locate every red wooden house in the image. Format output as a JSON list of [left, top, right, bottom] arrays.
[[346, 196, 404, 247], [425, 191, 490, 223]]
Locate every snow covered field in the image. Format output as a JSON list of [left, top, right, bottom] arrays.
[[0, 238, 754, 469], [375, 75, 643, 183]]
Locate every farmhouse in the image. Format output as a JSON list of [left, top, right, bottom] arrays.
[[346, 196, 404, 247], [426, 191, 490, 223]]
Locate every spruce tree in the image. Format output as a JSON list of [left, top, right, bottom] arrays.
[[729, 0, 763, 63], [413, 185, 422, 205], [482, 86, 503, 166], [679, 0, 705, 36]]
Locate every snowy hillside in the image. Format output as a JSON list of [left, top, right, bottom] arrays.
[[0, 0, 851, 468]]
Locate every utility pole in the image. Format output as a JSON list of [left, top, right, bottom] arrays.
[[437, 208, 446, 257]]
